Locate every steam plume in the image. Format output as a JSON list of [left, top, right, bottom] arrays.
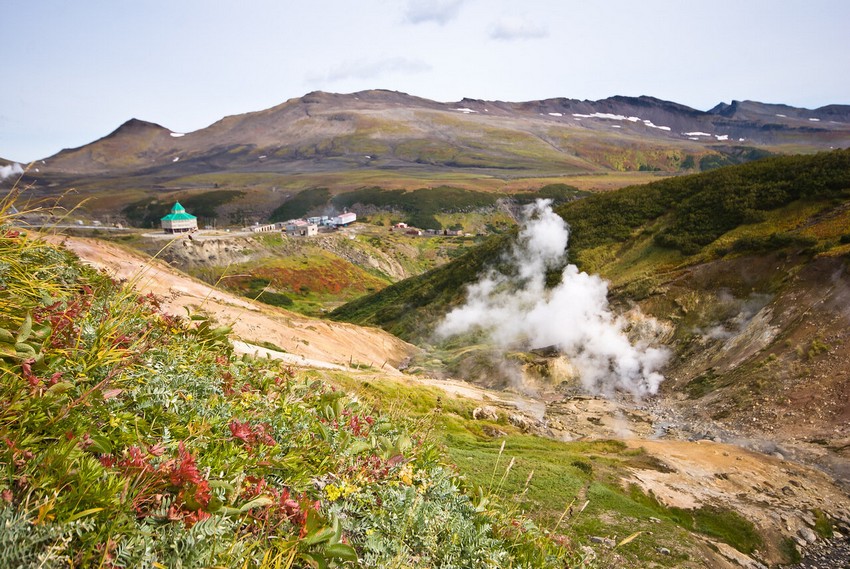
[[436, 199, 668, 398], [0, 163, 23, 181]]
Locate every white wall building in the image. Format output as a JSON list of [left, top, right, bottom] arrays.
[[331, 212, 356, 226]]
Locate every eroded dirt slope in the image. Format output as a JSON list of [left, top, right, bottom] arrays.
[[49, 235, 416, 371]]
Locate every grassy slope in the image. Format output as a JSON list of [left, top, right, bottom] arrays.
[[332, 149, 850, 340], [330, 233, 512, 341], [0, 205, 764, 568], [329, 372, 765, 566]]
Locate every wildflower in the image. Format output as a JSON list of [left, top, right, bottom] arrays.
[[169, 442, 203, 486], [399, 464, 414, 486], [325, 484, 343, 501], [229, 420, 253, 443], [325, 481, 358, 501]]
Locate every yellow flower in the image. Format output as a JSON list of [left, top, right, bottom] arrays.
[[399, 464, 413, 485], [326, 481, 359, 502], [326, 484, 343, 501]]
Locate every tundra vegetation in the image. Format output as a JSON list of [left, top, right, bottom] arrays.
[[0, 199, 593, 567]]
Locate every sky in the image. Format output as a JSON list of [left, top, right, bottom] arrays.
[[2, 0, 849, 162]]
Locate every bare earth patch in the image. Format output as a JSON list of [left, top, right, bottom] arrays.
[[49, 235, 416, 372]]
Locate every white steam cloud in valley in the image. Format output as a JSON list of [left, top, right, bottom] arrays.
[[436, 200, 668, 398], [0, 163, 23, 181]]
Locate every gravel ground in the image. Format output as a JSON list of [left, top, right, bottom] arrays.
[[790, 532, 850, 569]]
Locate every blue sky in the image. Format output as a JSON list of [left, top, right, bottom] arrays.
[[2, 0, 849, 162]]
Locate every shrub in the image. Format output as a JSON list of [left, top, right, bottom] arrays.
[[270, 188, 331, 222]]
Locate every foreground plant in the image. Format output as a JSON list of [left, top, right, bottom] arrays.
[[0, 206, 584, 567]]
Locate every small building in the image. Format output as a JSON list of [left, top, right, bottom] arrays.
[[161, 202, 198, 234], [285, 219, 307, 234], [285, 220, 318, 236], [331, 212, 357, 226], [251, 222, 284, 233]]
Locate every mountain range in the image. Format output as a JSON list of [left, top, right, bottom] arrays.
[[12, 90, 850, 220]]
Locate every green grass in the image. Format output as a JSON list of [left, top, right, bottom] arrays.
[[626, 486, 762, 554], [328, 374, 769, 565]]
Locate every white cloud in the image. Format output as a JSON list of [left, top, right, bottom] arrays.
[[489, 16, 548, 41], [317, 57, 431, 84], [403, 0, 465, 25]]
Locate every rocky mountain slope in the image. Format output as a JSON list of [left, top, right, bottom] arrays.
[[48, 235, 415, 371], [37, 91, 850, 177], [17, 90, 850, 228]]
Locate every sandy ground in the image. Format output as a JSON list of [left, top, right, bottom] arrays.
[[626, 439, 850, 566], [49, 235, 416, 372]]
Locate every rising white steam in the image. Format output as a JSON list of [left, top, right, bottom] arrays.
[[436, 199, 668, 398], [0, 163, 23, 181]]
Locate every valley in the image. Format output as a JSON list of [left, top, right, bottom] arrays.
[[3, 91, 850, 568], [51, 229, 850, 569]]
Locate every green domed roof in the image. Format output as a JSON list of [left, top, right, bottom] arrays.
[[161, 202, 197, 221]]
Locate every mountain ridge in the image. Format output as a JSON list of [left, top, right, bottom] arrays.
[[37, 90, 850, 175]]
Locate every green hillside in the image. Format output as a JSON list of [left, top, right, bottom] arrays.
[[329, 233, 512, 340], [332, 149, 850, 340], [561, 148, 850, 258]]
